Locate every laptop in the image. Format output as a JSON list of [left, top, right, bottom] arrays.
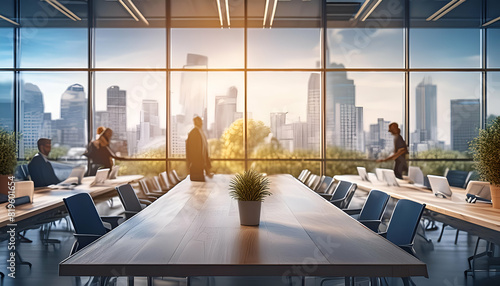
[[58, 166, 86, 186], [375, 168, 391, 182], [465, 181, 491, 202], [108, 165, 120, 180], [408, 166, 431, 189], [427, 175, 453, 198], [382, 169, 400, 187], [357, 167, 370, 182], [90, 168, 110, 187], [15, 181, 35, 203]]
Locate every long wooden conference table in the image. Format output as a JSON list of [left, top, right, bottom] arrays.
[[59, 174, 428, 281], [0, 175, 143, 229], [335, 175, 500, 245]]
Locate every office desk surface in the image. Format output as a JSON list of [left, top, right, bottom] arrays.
[[0, 175, 143, 228], [335, 175, 500, 234], [60, 174, 427, 278]]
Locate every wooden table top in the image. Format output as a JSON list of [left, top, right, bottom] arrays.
[[59, 174, 427, 278], [0, 175, 143, 228], [335, 175, 500, 233]]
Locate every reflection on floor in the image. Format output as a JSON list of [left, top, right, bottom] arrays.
[[0, 197, 499, 286]]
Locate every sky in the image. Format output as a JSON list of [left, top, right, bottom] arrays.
[[1, 26, 499, 146]]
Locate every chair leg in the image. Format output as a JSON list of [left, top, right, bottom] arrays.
[[437, 223, 447, 242], [454, 229, 460, 245], [147, 276, 153, 286], [127, 276, 134, 286]]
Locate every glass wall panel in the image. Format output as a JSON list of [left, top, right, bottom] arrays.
[[171, 28, 243, 69], [247, 72, 321, 158], [326, 28, 404, 68], [19, 28, 88, 68], [409, 72, 481, 157], [487, 72, 500, 124], [94, 72, 166, 158], [170, 72, 244, 158], [410, 29, 481, 68], [95, 29, 166, 68], [248, 29, 321, 68], [19, 72, 87, 159], [325, 72, 404, 160], [487, 29, 500, 68], [0, 28, 13, 67], [0, 72, 14, 130], [250, 161, 320, 177]]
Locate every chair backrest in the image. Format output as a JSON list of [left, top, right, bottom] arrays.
[[63, 193, 107, 237], [138, 179, 151, 195], [385, 199, 426, 247], [330, 181, 357, 209], [297, 169, 308, 181], [358, 190, 390, 221], [310, 175, 323, 191], [315, 176, 333, 193], [299, 170, 311, 183], [159, 171, 172, 190], [167, 171, 178, 186], [172, 170, 181, 183], [15, 164, 30, 180], [116, 184, 143, 213], [306, 174, 319, 189], [147, 177, 162, 193], [444, 169, 470, 188]]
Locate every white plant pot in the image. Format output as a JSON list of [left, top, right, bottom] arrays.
[[238, 201, 262, 226]]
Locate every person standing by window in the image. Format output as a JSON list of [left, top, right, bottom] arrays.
[[376, 122, 408, 179]]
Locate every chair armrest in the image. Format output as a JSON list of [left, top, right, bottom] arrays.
[[139, 199, 153, 205], [146, 193, 163, 198], [398, 244, 415, 256], [358, 219, 382, 232], [73, 233, 101, 250], [319, 193, 333, 200], [123, 211, 138, 220], [378, 231, 387, 238], [343, 208, 362, 215], [101, 216, 123, 228]]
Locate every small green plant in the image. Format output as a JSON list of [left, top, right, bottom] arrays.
[[470, 116, 500, 185], [229, 169, 272, 201], [0, 129, 18, 175]]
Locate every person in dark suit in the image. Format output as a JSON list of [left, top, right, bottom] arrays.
[[28, 138, 61, 187], [186, 116, 211, 181], [376, 122, 408, 179]]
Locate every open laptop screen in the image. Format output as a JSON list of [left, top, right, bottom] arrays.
[[427, 175, 453, 198]]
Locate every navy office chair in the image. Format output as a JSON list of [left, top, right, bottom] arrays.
[[444, 169, 470, 188], [315, 176, 334, 193], [329, 181, 357, 209], [116, 184, 146, 220], [63, 193, 122, 255], [344, 190, 390, 232]]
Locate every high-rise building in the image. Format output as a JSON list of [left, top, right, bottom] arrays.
[[59, 84, 86, 147], [334, 104, 364, 151], [415, 77, 437, 143], [20, 82, 45, 157], [0, 81, 13, 131], [141, 99, 161, 139], [214, 86, 238, 139], [170, 114, 186, 158], [107, 86, 127, 140], [94, 111, 110, 136], [271, 112, 308, 152], [366, 118, 393, 158], [307, 72, 320, 151], [451, 99, 480, 152], [270, 112, 287, 139]]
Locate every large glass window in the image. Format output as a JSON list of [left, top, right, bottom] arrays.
[[409, 72, 481, 156], [248, 29, 321, 68], [170, 72, 244, 159], [487, 72, 500, 123], [487, 29, 500, 68], [410, 29, 481, 68], [171, 28, 244, 69], [325, 72, 405, 159], [0, 72, 14, 131], [247, 72, 320, 158], [19, 72, 87, 159], [327, 28, 404, 68], [0, 28, 13, 67], [94, 72, 167, 158]]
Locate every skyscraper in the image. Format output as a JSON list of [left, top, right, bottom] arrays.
[[307, 72, 320, 151], [59, 84, 86, 147], [107, 86, 127, 140], [451, 99, 480, 152], [214, 86, 238, 139], [140, 99, 160, 141], [179, 53, 208, 128], [20, 82, 44, 157], [415, 77, 437, 143]]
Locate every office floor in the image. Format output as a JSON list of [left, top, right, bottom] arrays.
[[1, 197, 499, 286]]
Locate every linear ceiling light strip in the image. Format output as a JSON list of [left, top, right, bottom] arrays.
[[225, 0, 230, 27], [216, 0, 224, 27], [483, 15, 500, 27], [0, 14, 19, 25], [119, 0, 139, 21], [431, 0, 466, 21], [127, 0, 149, 25], [360, 0, 382, 21], [263, 0, 270, 27], [46, 0, 81, 21], [269, 0, 278, 27], [426, 0, 458, 21], [353, 0, 371, 20]]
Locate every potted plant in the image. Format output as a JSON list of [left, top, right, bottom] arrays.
[[229, 169, 272, 226], [470, 116, 500, 209], [0, 129, 18, 195]]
